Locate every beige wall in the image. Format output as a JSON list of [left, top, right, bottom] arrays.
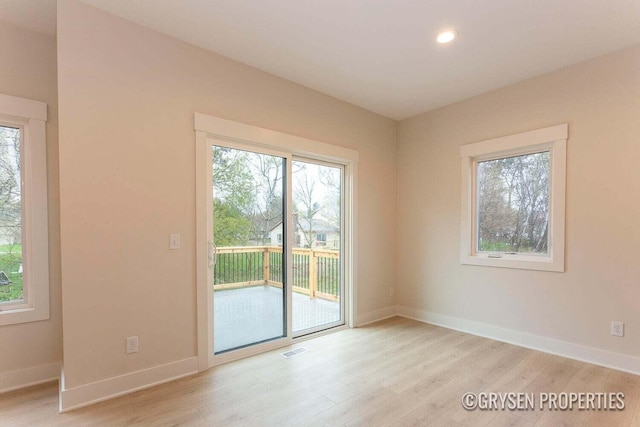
[[0, 24, 62, 377], [397, 45, 640, 357], [57, 0, 396, 388], [19, 0, 636, 398]]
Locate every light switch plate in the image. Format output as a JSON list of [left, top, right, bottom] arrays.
[[170, 234, 180, 250]]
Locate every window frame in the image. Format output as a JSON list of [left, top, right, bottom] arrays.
[[0, 94, 49, 325], [460, 124, 567, 272]]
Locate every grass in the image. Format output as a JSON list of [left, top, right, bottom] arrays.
[[0, 283, 23, 302], [478, 241, 547, 254], [479, 241, 513, 252], [0, 244, 23, 303], [0, 243, 22, 252]]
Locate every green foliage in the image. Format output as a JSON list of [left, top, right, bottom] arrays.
[[212, 147, 285, 245], [212, 147, 257, 246], [0, 283, 22, 302], [478, 241, 512, 252], [214, 251, 264, 285], [213, 201, 253, 246], [212, 147, 255, 214], [0, 244, 23, 302]]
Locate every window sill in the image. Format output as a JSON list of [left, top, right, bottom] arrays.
[[461, 254, 564, 272], [0, 305, 49, 326]]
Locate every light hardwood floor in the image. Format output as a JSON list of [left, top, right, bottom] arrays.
[[2, 317, 640, 426]]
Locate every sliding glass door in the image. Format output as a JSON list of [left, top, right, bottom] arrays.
[[212, 145, 287, 353], [199, 127, 351, 362]]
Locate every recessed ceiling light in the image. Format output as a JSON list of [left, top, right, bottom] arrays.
[[436, 30, 457, 44]]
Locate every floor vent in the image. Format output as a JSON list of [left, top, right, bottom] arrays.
[[280, 347, 309, 358]]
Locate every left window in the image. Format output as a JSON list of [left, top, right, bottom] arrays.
[[0, 94, 49, 325]]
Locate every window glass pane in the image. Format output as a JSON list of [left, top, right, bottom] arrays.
[[477, 151, 550, 254], [0, 126, 23, 303]]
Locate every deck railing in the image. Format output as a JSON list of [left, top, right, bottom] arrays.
[[214, 246, 340, 301]]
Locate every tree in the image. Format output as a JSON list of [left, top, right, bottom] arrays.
[[477, 151, 550, 253], [0, 126, 23, 302], [246, 154, 283, 245], [212, 147, 254, 212], [318, 166, 342, 233], [477, 160, 515, 251], [212, 147, 255, 246], [213, 200, 253, 246], [0, 126, 21, 245], [293, 164, 321, 247]]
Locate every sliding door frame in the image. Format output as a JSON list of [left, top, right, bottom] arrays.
[[291, 156, 346, 338], [195, 113, 358, 369]]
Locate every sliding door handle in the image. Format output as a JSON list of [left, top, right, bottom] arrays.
[[208, 241, 217, 267]]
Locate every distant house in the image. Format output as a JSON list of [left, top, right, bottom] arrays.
[[269, 218, 340, 249]]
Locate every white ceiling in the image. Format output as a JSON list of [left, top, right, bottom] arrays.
[[2, 0, 640, 120]]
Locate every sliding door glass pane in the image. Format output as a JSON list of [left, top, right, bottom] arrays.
[[212, 146, 286, 353], [292, 160, 342, 333]]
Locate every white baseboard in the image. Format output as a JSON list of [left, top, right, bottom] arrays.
[[59, 357, 198, 412], [398, 306, 640, 376], [357, 305, 398, 327], [0, 362, 60, 394]]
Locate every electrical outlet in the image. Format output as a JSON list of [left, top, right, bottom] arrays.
[[126, 336, 139, 353], [611, 321, 624, 337], [389, 287, 395, 297]]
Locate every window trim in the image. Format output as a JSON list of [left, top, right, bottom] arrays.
[[0, 94, 49, 325], [460, 124, 567, 272]]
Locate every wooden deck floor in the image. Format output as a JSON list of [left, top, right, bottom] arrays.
[[3, 317, 640, 426], [214, 286, 340, 352]]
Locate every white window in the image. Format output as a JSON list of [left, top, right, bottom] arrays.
[[460, 124, 567, 272], [316, 233, 327, 246], [0, 94, 49, 325]]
